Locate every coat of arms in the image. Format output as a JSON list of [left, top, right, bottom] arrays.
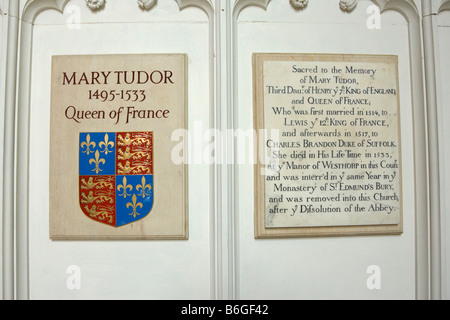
[[79, 132, 154, 227]]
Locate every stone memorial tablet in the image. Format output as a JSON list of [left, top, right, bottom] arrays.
[[50, 54, 188, 240], [253, 53, 402, 238]]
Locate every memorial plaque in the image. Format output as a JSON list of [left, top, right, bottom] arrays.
[[50, 54, 188, 240], [253, 53, 402, 238]]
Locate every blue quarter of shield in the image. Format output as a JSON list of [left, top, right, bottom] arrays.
[[79, 132, 116, 176], [115, 175, 154, 227]]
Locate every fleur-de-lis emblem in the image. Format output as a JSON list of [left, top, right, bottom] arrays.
[[136, 176, 152, 198], [89, 150, 105, 174], [126, 194, 143, 218], [99, 133, 114, 155], [81, 134, 96, 155], [117, 176, 133, 198]]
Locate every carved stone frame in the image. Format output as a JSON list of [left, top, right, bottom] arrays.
[[230, 0, 429, 299], [11, 0, 216, 300]]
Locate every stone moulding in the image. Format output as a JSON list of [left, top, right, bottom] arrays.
[[290, 0, 308, 10], [440, 0, 450, 12], [339, 0, 358, 12], [138, 0, 157, 10], [288, 0, 359, 11], [85, 0, 105, 11]]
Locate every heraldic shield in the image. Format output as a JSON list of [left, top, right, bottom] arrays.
[[79, 132, 154, 227]]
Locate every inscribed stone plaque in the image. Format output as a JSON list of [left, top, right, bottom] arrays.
[[253, 53, 402, 238], [50, 54, 188, 240]]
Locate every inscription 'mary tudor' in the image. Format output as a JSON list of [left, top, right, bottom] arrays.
[[62, 70, 175, 85]]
